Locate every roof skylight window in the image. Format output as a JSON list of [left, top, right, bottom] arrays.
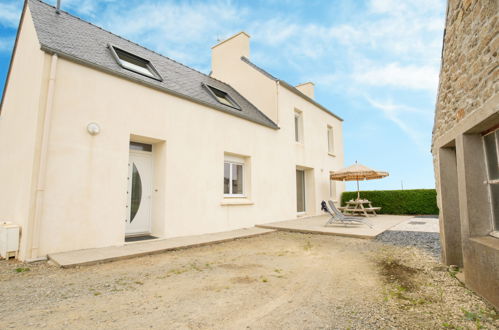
[[109, 45, 162, 81], [204, 84, 240, 109]]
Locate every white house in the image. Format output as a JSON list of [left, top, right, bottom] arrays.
[[0, 0, 344, 261]]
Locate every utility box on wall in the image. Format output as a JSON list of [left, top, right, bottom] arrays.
[[0, 222, 20, 259]]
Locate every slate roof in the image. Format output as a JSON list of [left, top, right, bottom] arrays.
[[241, 57, 343, 121], [27, 0, 278, 129]]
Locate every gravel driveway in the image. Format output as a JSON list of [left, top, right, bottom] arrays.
[[0, 231, 497, 329]]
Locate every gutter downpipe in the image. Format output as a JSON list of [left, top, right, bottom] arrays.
[[28, 53, 58, 260]]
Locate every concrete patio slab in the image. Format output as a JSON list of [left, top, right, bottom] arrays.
[[48, 227, 275, 268], [256, 214, 412, 239], [387, 217, 439, 233]]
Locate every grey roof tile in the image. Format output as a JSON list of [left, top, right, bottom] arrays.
[[27, 0, 278, 129]]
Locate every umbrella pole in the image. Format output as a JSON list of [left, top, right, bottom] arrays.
[[356, 179, 360, 200]]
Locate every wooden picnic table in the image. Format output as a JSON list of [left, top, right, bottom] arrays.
[[338, 199, 381, 217]]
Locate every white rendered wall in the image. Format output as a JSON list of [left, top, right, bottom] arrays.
[[0, 9, 49, 260]]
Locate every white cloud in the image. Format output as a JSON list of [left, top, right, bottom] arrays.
[[0, 36, 14, 52], [0, 2, 23, 28], [366, 97, 430, 148], [91, 0, 243, 65], [46, 0, 118, 17], [354, 63, 439, 91]]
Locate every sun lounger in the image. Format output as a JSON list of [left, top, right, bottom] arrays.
[[320, 200, 373, 228]]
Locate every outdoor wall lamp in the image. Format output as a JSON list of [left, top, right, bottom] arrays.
[[87, 122, 101, 136]]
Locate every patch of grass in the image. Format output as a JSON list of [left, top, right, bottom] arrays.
[[303, 241, 313, 251], [190, 262, 203, 272], [387, 285, 410, 300], [167, 268, 188, 276], [134, 281, 144, 285], [462, 309, 481, 322], [441, 322, 462, 329], [15, 267, 30, 273], [93, 292, 101, 296], [274, 268, 282, 273], [260, 276, 268, 283], [460, 308, 497, 329], [448, 266, 460, 279]]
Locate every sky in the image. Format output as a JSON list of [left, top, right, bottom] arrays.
[[0, 0, 446, 192]]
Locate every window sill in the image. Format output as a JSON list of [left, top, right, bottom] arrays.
[[295, 142, 304, 146], [297, 212, 307, 217], [469, 235, 499, 250], [221, 198, 254, 206], [328, 152, 336, 157]]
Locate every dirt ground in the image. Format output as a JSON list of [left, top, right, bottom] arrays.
[[0, 231, 497, 329]]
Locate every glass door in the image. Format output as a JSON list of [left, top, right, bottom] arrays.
[[296, 169, 306, 213]]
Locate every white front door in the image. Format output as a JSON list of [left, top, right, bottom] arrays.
[[126, 150, 153, 236]]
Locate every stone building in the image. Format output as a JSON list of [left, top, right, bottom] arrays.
[[432, 0, 498, 308]]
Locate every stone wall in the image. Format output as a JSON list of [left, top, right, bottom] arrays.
[[432, 0, 498, 143]]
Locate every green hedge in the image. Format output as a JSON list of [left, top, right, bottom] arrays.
[[341, 189, 438, 215]]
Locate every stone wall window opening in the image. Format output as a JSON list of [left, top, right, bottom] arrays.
[[483, 127, 499, 238]]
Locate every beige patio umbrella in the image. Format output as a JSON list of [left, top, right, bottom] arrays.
[[330, 162, 389, 200]]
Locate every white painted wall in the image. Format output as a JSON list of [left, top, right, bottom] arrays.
[[0, 9, 49, 260]]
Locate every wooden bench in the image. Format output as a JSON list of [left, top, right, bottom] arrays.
[[344, 208, 379, 213]]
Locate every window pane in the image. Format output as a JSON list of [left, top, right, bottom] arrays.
[[295, 116, 299, 142], [215, 95, 234, 107], [113, 47, 159, 79], [130, 142, 152, 152], [208, 86, 239, 108], [491, 183, 499, 230], [121, 61, 154, 76], [116, 50, 148, 68], [328, 127, 334, 153], [224, 163, 230, 194], [130, 163, 142, 223], [484, 132, 499, 180], [232, 164, 243, 195]]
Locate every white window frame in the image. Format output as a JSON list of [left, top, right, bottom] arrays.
[[483, 127, 499, 238], [108, 44, 162, 81], [294, 110, 303, 143], [224, 155, 245, 198], [327, 125, 335, 155], [203, 84, 241, 110]]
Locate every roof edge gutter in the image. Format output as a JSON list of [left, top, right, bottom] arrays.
[[240, 57, 343, 122], [278, 80, 344, 122]]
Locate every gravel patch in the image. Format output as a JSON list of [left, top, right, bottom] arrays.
[[376, 230, 441, 259]]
